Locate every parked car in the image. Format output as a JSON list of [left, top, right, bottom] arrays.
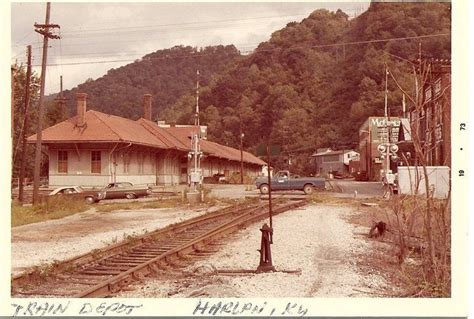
[[101, 182, 152, 199], [203, 173, 227, 184], [255, 170, 326, 195], [213, 173, 227, 184], [49, 186, 105, 204]]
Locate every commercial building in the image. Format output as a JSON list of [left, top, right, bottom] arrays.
[[397, 58, 451, 167], [27, 93, 265, 186], [312, 148, 359, 177], [358, 116, 401, 181]]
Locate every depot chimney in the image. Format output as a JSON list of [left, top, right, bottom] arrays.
[[76, 93, 87, 127], [144, 94, 152, 121]]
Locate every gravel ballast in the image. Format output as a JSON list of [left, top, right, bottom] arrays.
[[119, 204, 392, 298], [11, 206, 213, 276]]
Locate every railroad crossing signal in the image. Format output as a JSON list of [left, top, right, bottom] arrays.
[[377, 142, 399, 161]]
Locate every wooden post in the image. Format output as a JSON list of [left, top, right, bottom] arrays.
[[18, 45, 32, 203], [33, 2, 60, 204], [240, 131, 244, 184], [266, 144, 272, 230]]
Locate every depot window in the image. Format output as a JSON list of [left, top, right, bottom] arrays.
[[57, 150, 68, 173], [138, 152, 144, 174], [91, 151, 101, 174]]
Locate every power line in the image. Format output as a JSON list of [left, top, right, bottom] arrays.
[[30, 32, 450, 67], [62, 22, 278, 40], [10, 6, 366, 47], [45, 42, 257, 58], [58, 12, 317, 35], [37, 23, 275, 49]]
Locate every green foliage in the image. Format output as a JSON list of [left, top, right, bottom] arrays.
[[59, 45, 241, 121], [197, 3, 450, 174], [11, 62, 49, 181], [36, 3, 450, 177]]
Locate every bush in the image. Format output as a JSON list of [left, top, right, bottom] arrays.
[[385, 195, 451, 297], [227, 172, 255, 184]]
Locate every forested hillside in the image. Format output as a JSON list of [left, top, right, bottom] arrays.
[[59, 45, 241, 119], [194, 2, 451, 172], [49, 2, 450, 174]]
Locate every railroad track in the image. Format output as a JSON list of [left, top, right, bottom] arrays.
[[12, 199, 307, 297]]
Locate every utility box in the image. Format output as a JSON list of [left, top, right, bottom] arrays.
[[190, 171, 202, 183], [397, 166, 450, 199]]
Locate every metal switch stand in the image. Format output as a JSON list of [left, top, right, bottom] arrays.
[[256, 223, 275, 272]]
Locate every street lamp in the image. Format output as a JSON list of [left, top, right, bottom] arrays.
[[240, 132, 244, 184]]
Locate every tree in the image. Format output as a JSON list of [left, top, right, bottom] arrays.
[[11, 62, 44, 184]]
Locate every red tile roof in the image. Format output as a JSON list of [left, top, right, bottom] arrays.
[[136, 118, 189, 150], [28, 110, 265, 165], [27, 111, 168, 148], [154, 125, 265, 165]]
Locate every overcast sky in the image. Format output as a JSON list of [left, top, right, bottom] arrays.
[[11, 2, 370, 95]]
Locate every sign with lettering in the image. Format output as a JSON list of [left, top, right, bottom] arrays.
[[369, 118, 401, 144], [370, 118, 401, 128]]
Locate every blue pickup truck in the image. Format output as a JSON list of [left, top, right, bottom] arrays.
[[255, 170, 326, 195]]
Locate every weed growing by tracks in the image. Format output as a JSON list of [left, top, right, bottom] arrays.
[[12, 197, 89, 227]]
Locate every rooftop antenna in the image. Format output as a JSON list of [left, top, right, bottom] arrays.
[[189, 69, 202, 192], [384, 65, 389, 120], [381, 64, 398, 198], [195, 69, 200, 127]]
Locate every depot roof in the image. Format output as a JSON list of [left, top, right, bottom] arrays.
[[27, 110, 265, 166]]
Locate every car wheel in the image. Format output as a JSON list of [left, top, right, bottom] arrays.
[[85, 196, 95, 204], [303, 184, 314, 195], [259, 184, 269, 194], [126, 193, 136, 199]]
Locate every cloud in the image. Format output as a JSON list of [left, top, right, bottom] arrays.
[[11, 2, 369, 94]]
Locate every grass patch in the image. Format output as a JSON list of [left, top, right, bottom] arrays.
[[12, 197, 90, 227], [309, 192, 359, 206], [96, 198, 182, 213], [348, 194, 451, 297]]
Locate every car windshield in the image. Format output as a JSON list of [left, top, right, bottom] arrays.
[[76, 186, 84, 192], [116, 183, 132, 187]]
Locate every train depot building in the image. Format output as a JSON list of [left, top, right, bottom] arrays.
[[28, 93, 265, 187]]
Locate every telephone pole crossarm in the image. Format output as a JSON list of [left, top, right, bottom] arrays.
[[34, 23, 60, 28], [34, 21, 60, 39], [32, 2, 60, 204]]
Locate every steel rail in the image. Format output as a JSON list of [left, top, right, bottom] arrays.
[[12, 201, 269, 289], [75, 199, 306, 297]]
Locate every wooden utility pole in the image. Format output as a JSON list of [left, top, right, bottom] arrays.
[[32, 2, 60, 204], [18, 45, 32, 203], [266, 144, 272, 229], [240, 133, 244, 184]]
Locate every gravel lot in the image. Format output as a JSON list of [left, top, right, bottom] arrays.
[[118, 204, 392, 298], [11, 206, 216, 276]]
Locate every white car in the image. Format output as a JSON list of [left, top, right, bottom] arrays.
[[49, 186, 106, 204]]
